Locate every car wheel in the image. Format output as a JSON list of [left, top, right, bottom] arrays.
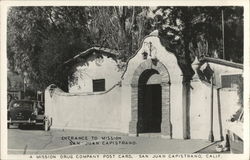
[[18, 125, 23, 129]]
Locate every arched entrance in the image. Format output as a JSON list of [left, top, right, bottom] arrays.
[[138, 69, 162, 133], [129, 59, 171, 138]]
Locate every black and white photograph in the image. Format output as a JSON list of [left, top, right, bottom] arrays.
[[0, 1, 249, 160]]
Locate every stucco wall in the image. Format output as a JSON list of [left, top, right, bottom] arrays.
[[190, 80, 241, 140], [69, 53, 122, 93], [120, 85, 132, 133], [45, 86, 123, 132]]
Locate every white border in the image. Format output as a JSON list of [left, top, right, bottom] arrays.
[[1, 1, 249, 160]]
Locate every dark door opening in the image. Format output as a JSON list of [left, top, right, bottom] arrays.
[[138, 84, 162, 133]]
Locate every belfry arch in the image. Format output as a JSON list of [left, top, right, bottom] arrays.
[[129, 59, 172, 138]]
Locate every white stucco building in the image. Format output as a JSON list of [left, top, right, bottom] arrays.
[[45, 31, 243, 140]]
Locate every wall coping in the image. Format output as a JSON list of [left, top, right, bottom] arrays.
[[203, 57, 243, 69], [64, 47, 120, 65], [46, 82, 121, 97]]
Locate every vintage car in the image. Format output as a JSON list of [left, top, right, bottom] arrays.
[[7, 100, 51, 131], [226, 107, 244, 153]]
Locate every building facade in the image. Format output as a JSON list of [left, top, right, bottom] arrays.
[[45, 31, 243, 140]]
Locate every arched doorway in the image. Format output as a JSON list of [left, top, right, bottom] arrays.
[[129, 59, 171, 138], [138, 69, 162, 133]]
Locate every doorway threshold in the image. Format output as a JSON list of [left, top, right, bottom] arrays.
[[138, 133, 162, 138]]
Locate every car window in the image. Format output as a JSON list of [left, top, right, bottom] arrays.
[[12, 101, 33, 109]]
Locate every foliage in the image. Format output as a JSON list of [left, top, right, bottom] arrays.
[[153, 6, 243, 76], [7, 6, 243, 92], [87, 6, 153, 60], [7, 6, 153, 91]]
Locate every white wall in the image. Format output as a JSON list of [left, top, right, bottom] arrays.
[[120, 85, 132, 133], [190, 80, 241, 140], [45, 86, 123, 132], [69, 53, 122, 93]]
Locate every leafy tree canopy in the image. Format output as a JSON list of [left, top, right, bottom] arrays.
[[7, 6, 243, 92], [153, 7, 243, 66]]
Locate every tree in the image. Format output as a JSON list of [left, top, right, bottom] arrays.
[[7, 7, 91, 91], [7, 6, 153, 92], [86, 6, 153, 60], [152, 6, 243, 77]]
